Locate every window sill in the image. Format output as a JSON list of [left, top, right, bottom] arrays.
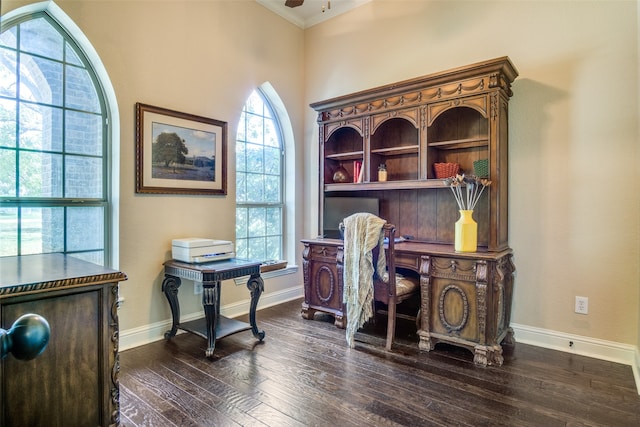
[[233, 264, 298, 286]]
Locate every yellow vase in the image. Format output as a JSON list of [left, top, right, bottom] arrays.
[[455, 210, 477, 252]]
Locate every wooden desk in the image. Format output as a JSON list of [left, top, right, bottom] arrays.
[[301, 238, 515, 366], [162, 258, 265, 357], [0, 254, 127, 427]]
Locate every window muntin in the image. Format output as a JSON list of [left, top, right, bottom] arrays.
[[0, 13, 109, 264], [235, 89, 283, 261]]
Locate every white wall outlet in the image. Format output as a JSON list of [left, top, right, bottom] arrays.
[[575, 296, 588, 314], [194, 281, 203, 295]]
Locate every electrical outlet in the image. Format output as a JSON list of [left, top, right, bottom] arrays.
[[575, 296, 588, 314], [194, 281, 203, 295]]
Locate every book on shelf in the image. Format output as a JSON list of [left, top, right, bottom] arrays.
[[353, 161, 362, 183]]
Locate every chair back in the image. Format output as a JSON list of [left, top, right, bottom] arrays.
[[372, 223, 397, 305]]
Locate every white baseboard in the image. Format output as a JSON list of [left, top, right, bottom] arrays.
[[119, 285, 304, 351], [511, 323, 640, 394], [120, 290, 639, 395]]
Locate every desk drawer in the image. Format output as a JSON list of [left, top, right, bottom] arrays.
[[394, 252, 421, 272], [306, 244, 340, 263], [430, 257, 477, 282]]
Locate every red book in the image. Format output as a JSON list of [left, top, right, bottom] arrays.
[[353, 161, 361, 183]]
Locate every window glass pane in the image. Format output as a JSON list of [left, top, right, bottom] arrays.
[[236, 171, 247, 202], [236, 207, 248, 238], [264, 174, 280, 203], [0, 48, 17, 97], [235, 238, 247, 259], [263, 146, 280, 175], [248, 237, 266, 260], [65, 42, 83, 66], [19, 103, 63, 151], [246, 113, 263, 144], [264, 119, 278, 147], [266, 236, 281, 260], [246, 143, 264, 174], [235, 137, 246, 172], [248, 207, 265, 237], [236, 111, 246, 142], [21, 207, 64, 255], [65, 65, 100, 113], [0, 98, 17, 147], [66, 206, 104, 251], [0, 26, 17, 49], [20, 17, 63, 60], [65, 110, 102, 155], [0, 148, 16, 196], [20, 53, 63, 105], [65, 155, 102, 198], [0, 207, 17, 256], [19, 151, 63, 197], [266, 207, 281, 235], [246, 173, 264, 202], [245, 91, 262, 114]]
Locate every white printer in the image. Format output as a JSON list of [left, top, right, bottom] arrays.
[[172, 238, 235, 263]]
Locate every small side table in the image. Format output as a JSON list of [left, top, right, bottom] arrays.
[[162, 258, 265, 357]]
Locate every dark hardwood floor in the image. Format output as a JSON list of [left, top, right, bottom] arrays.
[[119, 298, 640, 426]]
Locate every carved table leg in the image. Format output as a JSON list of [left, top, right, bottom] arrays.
[[162, 274, 181, 339], [300, 304, 316, 320], [474, 344, 504, 367], [247, 273, 265, 340], [334, 313, 346, 329], [202, 282, 219, 358], [501, 327, 516, 347], [418, 329, 434, 352]]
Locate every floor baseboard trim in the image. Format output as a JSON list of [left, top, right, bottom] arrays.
[[511, 322, 640, 394]]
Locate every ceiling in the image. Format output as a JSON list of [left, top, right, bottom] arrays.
[[256, 0, 371, 29]]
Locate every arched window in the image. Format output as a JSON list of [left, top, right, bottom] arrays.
[[235, 89, 284, 261], [0, 10, 112, 265]]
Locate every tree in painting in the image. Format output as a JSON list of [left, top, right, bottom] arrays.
[[152, 132, 189, 171]]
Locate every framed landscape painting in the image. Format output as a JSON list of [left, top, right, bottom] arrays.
[[135, 103, 227, 195]]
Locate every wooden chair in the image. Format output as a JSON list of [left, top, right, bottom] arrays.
[[373, 223, 419, 350], [340, 218, 419, 350]]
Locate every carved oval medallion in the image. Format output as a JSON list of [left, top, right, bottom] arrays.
[[314, 265, 335, 304], [438, 284, 469, 333]]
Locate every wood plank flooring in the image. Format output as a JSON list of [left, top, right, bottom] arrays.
[[119, 298, 640, 426]]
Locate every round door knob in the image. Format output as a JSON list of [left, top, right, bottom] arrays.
[[0, 314, 51, 361]]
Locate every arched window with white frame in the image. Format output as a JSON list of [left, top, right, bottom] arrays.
[[0, 5, 117, 266], [235, 89, 285, 262]]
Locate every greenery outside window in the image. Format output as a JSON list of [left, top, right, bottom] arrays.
[[235, 89, 283, 262], [0, 13, 110, 265]]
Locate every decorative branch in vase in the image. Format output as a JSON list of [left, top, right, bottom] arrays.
[[443, 174, 492, 210]]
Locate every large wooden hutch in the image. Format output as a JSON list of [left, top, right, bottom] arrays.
[[302, 57, 518, 366]]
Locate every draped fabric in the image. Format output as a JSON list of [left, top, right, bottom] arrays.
[[342, 213, 387, 348]]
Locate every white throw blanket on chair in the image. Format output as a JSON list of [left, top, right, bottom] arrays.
[[342, 213, 387, 348]]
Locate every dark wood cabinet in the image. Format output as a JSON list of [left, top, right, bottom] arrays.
[[0, 254, 127, 426], [301, 238, 345, 328], [418, 249, 515, 366], [304, 58, 518, 366]]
